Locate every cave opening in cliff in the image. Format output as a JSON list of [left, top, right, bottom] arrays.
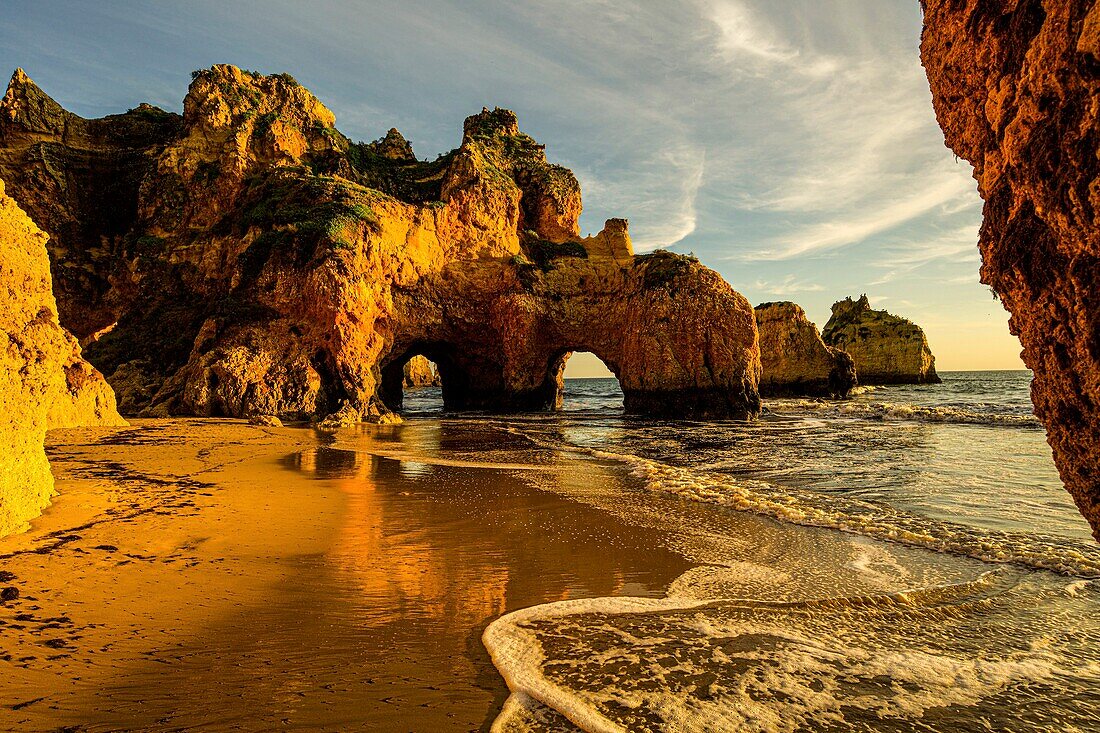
[[400, 355, 443, 414], [554, 351, 624, 412], [379, 345, 461, 415]]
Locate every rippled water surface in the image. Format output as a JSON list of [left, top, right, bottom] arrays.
[[464, 371, 1083, 543], [384, 370, 1100, 731]]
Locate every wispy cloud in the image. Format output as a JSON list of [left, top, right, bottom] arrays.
[[754, 274, 824, 296], [709, 1, 799, 64], [700, 0, 980, 261], [745, 171, 974, 259]]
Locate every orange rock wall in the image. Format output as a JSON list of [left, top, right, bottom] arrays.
[[922, 0, 1100, 538]]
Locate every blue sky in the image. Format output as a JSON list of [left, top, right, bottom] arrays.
[[0, 0, 1023, 375]]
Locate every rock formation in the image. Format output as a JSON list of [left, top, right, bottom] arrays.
[[0, 66, 761, 422], [754, 302, 856, 397], [922, 0, 1100, 540], [0, 180, 124, 536], [822, 295, 939, 385], [402, 355, 440, 389]]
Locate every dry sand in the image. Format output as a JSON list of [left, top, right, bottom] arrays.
[[0, 419, 690, 731]]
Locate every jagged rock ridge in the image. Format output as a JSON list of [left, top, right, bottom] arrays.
[[754, 302, 856, 397], [0, 65, 761, 422], [822, 295, 939, 386], [922, 0, 1100, 540]]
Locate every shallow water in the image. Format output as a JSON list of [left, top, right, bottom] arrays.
[[465, 371, 1100, 731]]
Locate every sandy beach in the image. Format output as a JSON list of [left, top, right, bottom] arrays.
[[0, 419, 696, 730]]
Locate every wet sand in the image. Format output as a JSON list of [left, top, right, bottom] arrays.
[[0, 419, 695, 731]]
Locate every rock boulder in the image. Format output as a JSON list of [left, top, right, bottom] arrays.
[[754, 302, 856, 397], [822, 295, 939, 385]]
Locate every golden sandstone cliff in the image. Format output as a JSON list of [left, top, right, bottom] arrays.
[[0, 65, 762, 425], [0, 180, 123, 536], [822, 295, 940, 386], [922, 0, 1100, 540], [754, 302, 856, 397]]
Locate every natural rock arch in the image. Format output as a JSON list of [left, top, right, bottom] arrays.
[[382, 245, 760, 419], [379, 344, 465, 413], [0, 67, 762, 426], [540, 350, 623, 410]]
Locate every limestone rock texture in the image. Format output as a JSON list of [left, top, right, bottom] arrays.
[[754, 302, 856, 397], [822, 296, 939, 386], [0, 66, 761, 422], [0, 179, 124, 536], [402, 355, 440, 389], [921, 0, 1100, 540]]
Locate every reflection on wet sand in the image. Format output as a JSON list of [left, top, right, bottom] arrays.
[[278, 437, 696, 729], [1, 419, 692, 731]]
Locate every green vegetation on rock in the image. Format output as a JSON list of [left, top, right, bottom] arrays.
[[635, 250, 698, 290]]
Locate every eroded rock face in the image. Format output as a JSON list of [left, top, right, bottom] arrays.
[[922, 0, 1100, 539], [0, 66, 761, 422], [0, 70, 181, 339], [822, 296, 939, 386], [402, 356, 440, 389], [0, 180, 124, 536], [754, 302, 856, 397]]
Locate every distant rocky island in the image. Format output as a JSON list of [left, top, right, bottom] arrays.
[[822, 295, 940, 385], [755, 296, 939, 397]]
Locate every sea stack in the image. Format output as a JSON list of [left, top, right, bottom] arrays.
[[0, 179, 124, 536], [822, 295, 939, 385], [754, 302, 856, 397]]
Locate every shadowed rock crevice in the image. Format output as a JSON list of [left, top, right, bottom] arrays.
[[0, 65, 761, 423]]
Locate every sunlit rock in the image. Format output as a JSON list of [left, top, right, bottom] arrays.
[[822, 295, 939, 386], [755, 301, 856, 397], [0, 65, 762, 423]]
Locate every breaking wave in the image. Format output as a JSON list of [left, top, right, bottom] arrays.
[[766, 398, 1042, 427], [485, 570, 1100, 732], [503, 426, 1100, 578]]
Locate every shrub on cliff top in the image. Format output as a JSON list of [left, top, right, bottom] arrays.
[[635, 250, 699, 290], [344, 143, 455, 204], [524, 238, 588, 272]]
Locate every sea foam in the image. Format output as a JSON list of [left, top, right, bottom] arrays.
[[484, 570, 1100, 732], [503, 425, 1100, 578]]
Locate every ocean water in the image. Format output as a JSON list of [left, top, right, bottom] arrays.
[[399, 371, 1100, 731], [406, 370, 1091, 552]]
